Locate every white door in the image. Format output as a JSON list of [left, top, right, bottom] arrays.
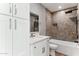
[[0, 3, 12, 15], [13, 18, 30, 56], [13, 3, 29, 19], [31, 40, 49, 56], [0, 15, 12, 56]]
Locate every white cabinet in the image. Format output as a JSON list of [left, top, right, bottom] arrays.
[[13, 3, 29, 19], [0, 3, 30, 56], [13, 18, 30, 56], [31, 39, 49, 56], [0, 3, 12, 15], [0, 3, 29, 19], [0, 15, 12, 56]]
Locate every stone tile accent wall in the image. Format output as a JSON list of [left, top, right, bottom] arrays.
[[46, 8, 77, 41]]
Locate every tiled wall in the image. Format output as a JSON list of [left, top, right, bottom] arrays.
[[46, 10, 52, 36], [77, 4, 79, 39], [46, 8, 77, 41]]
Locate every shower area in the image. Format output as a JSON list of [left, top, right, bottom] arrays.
[[46, 5, 78, 42]]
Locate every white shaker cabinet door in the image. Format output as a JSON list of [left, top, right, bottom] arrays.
[[13, 18, 30, 56], [13, 3, 29, 19], [0, 15, 12, 56], [31, 40, 49, 56], [0, 3, 12, 15]]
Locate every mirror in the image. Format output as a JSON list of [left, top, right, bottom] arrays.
[[30, 13, 39, 32]]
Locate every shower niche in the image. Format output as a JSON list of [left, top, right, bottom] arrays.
[[30, 13, 39, 32]]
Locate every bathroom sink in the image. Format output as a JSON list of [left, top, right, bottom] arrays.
[[30, 35, 49, 44]]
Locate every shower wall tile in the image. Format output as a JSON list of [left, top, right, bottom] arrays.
[[46, 7, 77, 41]]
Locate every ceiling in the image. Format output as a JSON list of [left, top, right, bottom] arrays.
[[41, 3, 78, 12]]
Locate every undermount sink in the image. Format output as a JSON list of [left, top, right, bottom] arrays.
[[30, 32, 46, 39], [30, 32, 39, 37], [30, 32, 50, 44]]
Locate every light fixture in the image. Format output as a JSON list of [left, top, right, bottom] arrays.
[[58, 6, 62, 9]]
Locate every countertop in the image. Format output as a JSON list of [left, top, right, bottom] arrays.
[[30, 35, 50, 44]]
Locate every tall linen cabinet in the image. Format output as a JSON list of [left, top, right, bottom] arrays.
[[0, 3, 30, 56]]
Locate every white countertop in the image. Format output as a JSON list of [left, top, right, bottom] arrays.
[[30, 35, 50, 44]]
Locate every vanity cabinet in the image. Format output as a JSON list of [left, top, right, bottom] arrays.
[[30, 39, 49, 56]]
